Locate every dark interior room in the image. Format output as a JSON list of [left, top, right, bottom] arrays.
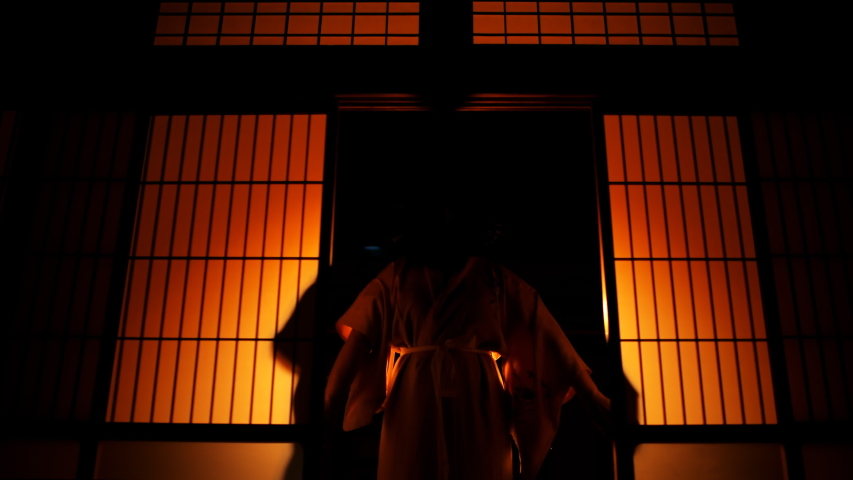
[[1, 2, 851, 479]]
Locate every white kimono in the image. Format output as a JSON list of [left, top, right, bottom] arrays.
[[336, 257, 590, 480]]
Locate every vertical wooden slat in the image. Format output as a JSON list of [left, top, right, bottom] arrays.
[[109, 114, 326, 425], [607, 115, 774, 426]]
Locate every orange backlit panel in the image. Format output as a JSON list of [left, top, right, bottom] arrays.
[[634, 443, 787, 480], [155, 2, 419, 45], [753, 113, 853, 422], [473, 2, 738, 45], [107, 114, 325, 424], [95, 442, 303, 480], [605, 115, 775, 425]]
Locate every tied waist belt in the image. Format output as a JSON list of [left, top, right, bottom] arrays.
[[392, 344, 500, 360], [385, 343, 504, 480], [389, 344, 502, 396]]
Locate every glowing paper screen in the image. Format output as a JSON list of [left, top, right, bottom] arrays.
[[605, 115, 775, 425], [155, 2, 420, 45], [473, 2, 738, 45], [107, 114, 325, 424]]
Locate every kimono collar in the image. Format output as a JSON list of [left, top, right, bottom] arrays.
[[422, 256, 477, 305], [420, 256, 478, 340]]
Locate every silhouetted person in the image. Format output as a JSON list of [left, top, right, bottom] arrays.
[[323, 195, 610, 480]]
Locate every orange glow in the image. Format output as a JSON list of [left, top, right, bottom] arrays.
[[95, 442, 303, 480], [605, 115, 775, 425], [155, 2, 419, 45], [108, 115, 325, 424], [472, 2, 738, 46], [634, 443, 786, 480], [337, 323, 353, 340], [599, 219, 610, 341]]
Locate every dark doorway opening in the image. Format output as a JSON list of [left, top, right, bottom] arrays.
[[328, 110, 612, 480]]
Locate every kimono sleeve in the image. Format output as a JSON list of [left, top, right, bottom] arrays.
[[334, 265, 394, 431], [335, 275, 389, 348], [502, 271, 591, 480]]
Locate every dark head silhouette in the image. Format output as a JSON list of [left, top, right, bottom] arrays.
[[390, 186, 504, 270]]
